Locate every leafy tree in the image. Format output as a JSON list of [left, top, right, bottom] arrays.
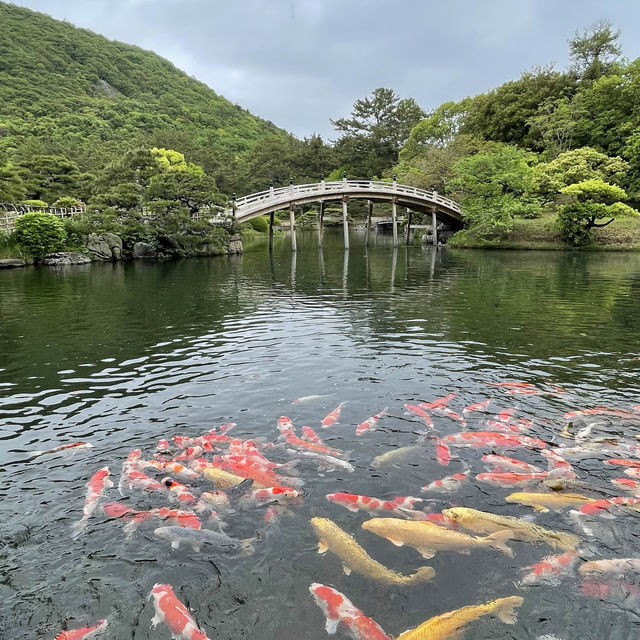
[[0, 151, 25, 201], [146, 169, 219, 214], [448, 144, 542, 235], [527, 97, 585, 157], [19, 154, 83, 202], [569, 19, 622, 82], [331, 88, 425, 177], [14, 211, 66, 259], [558, 179, 635, 244], [535, 147, 628, 198]]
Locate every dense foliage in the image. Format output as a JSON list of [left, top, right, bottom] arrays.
[[14, 211, 66, 259]]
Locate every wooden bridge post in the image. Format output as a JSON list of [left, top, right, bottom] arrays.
[[290, 203, 297, 251], [342, 196, 349, 250], [318, 200, 324, 247], [391, 199, 399, 247], [431, 208, 438, 246], [268, 211, 275, 251], [405, 208, 413, 245], [365, 199, 373, 247]]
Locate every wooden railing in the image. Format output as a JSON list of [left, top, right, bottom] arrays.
[[0, 204, 85, 232]]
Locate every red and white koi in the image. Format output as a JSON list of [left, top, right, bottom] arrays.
[[321, 402, 345, 428], [74, 467, 112, 533], [173, 446, 204, 462], [420, 393, 455, 409], [496, 408, 518, 422], [441, 432, 546, 450], [156, 439, 171, 454], [309, 583, 391, 640], [564, 407, 640, 421], [276, 416, 296, 435], [431, 405, 466, 425], [391, 496, 424, 509], [463, 399, 492, 414], [612, 478, 640, 497], [540, 449, 576, 478], [217, 456, 301, 488], [484, 419, 525, 434], [301, 426, 324, 444], [422, 513, 459, 530], [482, 454, 542, 474], [149, 583, 212, 640], [435, 440, 452, 466], [356, 408, 388, 436], [239, 486, 301, 506], [326, 492, 426, 520], [519, 551, 579, 586], [162, 477, 197, 504], [604, 458, 640, 468], [488, 382, 536, 389], [421, 470, 470, 493], [102, 502, 201, 531], [284, 430, 343, 457], [404, 404, 433, 428], [33, 441, 93, 457], [143, 459, 200, 481], [55, 619, 107, 640], [625, 467, 640, 479], [578, 496, 640, 516], [476, 471, 549, 488]]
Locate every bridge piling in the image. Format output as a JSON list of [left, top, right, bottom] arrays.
[[318, 201, 325, 247], [268, 212, 274, 251], [365, 200, 372, 247], [431, 209, 438, 246], [392, 200, 399, 247], [342, 196, 349, 249], [290, 204, 297, 251], [405, 208, 413, 245]]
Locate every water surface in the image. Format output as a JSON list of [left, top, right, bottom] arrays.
[[2, 230, 640, 639]]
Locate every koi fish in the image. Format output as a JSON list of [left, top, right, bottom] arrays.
[[563, 407, 640, 421], [309, 583, 391, 640], [423, 513, 459, 530], [404, 404, 433, 428], [149, 583, 212, 640], [625, 467, 640, 479], [310, 517, 434, 585], [484, 419, 524, 434], [420, 393, 455, 409], [540, 449, 576, 478], [356, 408, 388, 436], [240, 486, 301, 506], [463, 399, 492, 414], [578, 496, 640, 516], [198, 490, 231, 510], [74, 467, 112, 533], [119, 450, 167, 496], [292, 394, 328, 404], [371, 444, 425, 469], [173, 446, 204, 461], [326, 492, 426, 520], [322, 403, 345, 428], [395, 596, 523, 640], [443, 507, 580, 550], [482, 454, 542, 474], [431, 406, 466, 425], [476, 471, 549, 488], [152, 507, 202, 530], [605, 458, 640, 468], [32, 442, 93, 457], [218, 457, 301, 488], [497, 408, 518, 422], [362, 518, 514, 558], [442, 432, 546, 450], [201, 465, 252, 489], [162, 477, 197, 504], [488, 382, 535, 389], [421, 471, 469, 493], [506, 492, 595, 512], [102, 502, 201, 530], [290, 449, 355, 473], [435, 440, 451, 466], [519, 551, 579, 586], [611, 478, 640, 497], [156, 439, 171, 454], [392, 496, 424, 509], [143, 459, 199, 481], [154, 526, 254, 554], [507, 388, 540, 395], [55, 619, 108, 640], [301, 426, 323, 444], [579, 558, 640, 577]]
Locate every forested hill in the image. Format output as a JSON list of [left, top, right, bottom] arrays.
[[0, 1, 289, 192]]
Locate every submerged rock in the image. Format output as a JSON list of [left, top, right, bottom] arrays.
[[0, 258, 26, 268], [43, 252, 91, 266], [132, 242, 157, 259], [86, 232, 123, 260]]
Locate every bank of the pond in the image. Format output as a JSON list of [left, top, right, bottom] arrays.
[[450, 212, 640, 250]]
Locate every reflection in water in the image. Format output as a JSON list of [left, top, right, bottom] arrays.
[[1, 230, 640, 639]]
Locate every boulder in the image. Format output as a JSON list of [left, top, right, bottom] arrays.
[[86, 232, 123, 260], [228, 234, 243, 254], [0, 258, 26, 269], [132, 242, 157, 259], [43, 252, 91, 266]]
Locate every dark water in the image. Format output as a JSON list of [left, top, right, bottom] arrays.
[[2, 229, 640, 640]]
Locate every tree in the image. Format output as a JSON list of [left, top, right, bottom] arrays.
[[146, 169, 219, 214], [448, 143, 542, 236], [527, 97, 586, 157], [558, 179, 636, 244], [0, 151, 25, 201], [19, 154, 83, 202], [535, 147, 628, 198], [331, 88, 425, 177], [569, 19, 622, 81]]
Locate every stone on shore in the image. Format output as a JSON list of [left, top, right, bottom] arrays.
[[43, 252, 92, 266], [0, 258, 26, 268]]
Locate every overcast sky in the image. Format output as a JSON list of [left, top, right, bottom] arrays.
[[12, 0, 640, 139]]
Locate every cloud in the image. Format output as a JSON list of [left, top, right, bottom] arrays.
[[11, 0, 640, 137]]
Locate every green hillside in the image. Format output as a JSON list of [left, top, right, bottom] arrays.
[[0, 1, 289, 192]]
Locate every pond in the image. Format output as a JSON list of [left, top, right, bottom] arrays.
[[2, 229, 640, 639]]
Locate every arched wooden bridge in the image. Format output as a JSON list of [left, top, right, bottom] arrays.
[[226, 179, 464, 250]]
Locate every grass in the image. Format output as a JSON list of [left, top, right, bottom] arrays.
[[450, 212, 640, 250], [0, 232, 26, 259]]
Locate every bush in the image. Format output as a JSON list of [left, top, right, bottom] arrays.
[[22, 199, 48, 208], [63, 216, 90, 250], [52, 196, 81, 208], [14, 212, 66, 259], [247, 216, 269, 232]]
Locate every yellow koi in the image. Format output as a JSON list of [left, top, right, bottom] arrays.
[[506, 491, 596, 512], [310, 517, 434, 586], [202, 466, 250, 489]]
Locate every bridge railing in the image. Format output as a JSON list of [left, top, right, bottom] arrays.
[[231, 180, 462, 216]]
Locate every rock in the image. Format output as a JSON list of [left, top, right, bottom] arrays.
[[86, 232, 123, 260], [228, 234, 243, 254], [0, 258, 26, 268], [43, 252, 91, 266], [132, 242, 157, 259]]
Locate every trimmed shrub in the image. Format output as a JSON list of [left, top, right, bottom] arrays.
[[14, 212, 66, 260], [247, 216, 269, 232]]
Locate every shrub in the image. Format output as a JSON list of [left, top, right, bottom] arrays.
[[22, 199, 48, 208], [14, 212, 66, 259], [52, 196, 81, 208], [63, 216, 90, 250], [247, 216, 269, 232]]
